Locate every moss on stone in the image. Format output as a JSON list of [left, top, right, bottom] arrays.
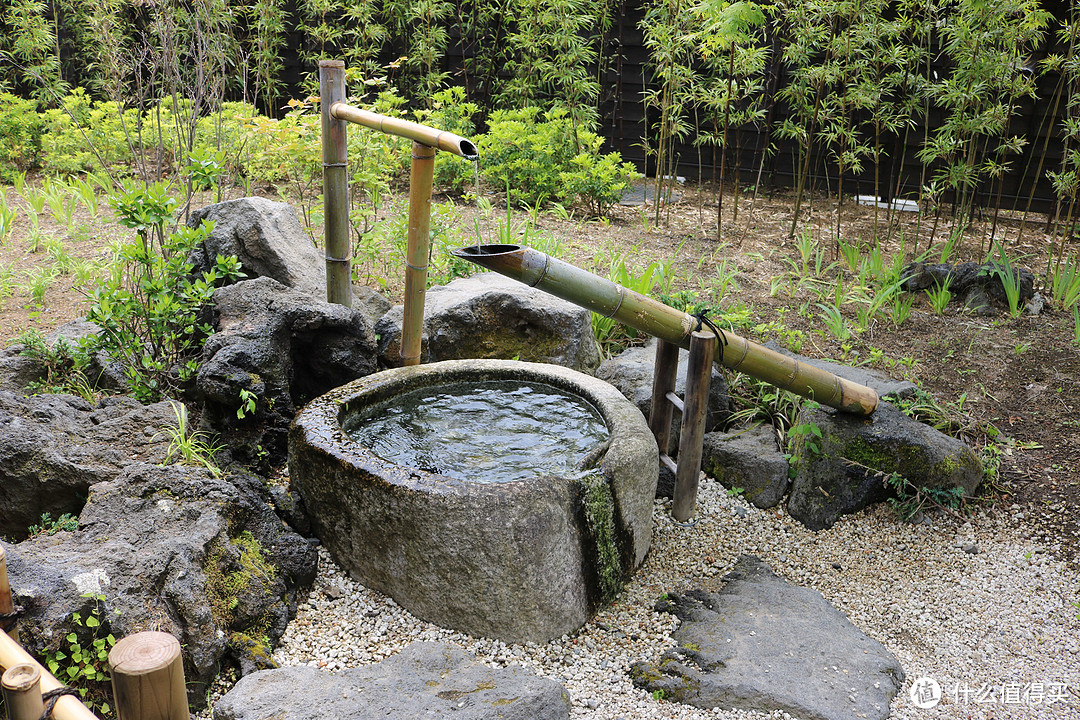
[[577, 471, 623, 606], [203, 531, 278, 629]]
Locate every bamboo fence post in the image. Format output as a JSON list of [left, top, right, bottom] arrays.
[[109, 632, 189, 720], [2, 663, 44, 720], [400, 141, 437, 367], [672, 331, 715, 522], [0, 546, 19, 643], [0, 631, 99, 720], [319, 59, 352, 308], [648, 340, 680, 457]]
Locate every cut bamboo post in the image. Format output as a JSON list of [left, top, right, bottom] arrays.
[[0, 631, 98, 720], [400, 141, 437, 367], [648, 340, 680, 456], [672, 331, 715, 522], [319, 59, 352, 308], [109, 632, 189, 720], [0, 546, 19, 643], [2, 663, 44, 720]]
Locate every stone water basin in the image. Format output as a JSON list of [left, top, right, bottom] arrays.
[[288, 359, 658, 643]]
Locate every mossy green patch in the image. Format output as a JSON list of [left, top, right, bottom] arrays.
[[203, 530, 278, 629], [577, 471, 623, 606]]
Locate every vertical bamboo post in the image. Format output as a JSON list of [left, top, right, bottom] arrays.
[[648, 340, 680, 456], [672, 330, 715, 522], [400, 141, 437, 366], [0, 546, 18, 643], [320, 59, 352, 308], [2, 663, 44, 720], [109, 632, 189, 720]]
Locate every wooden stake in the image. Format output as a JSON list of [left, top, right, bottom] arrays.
[[672, 330, 715, 522], [320, 59, 352, 308], [0, 546, 19, 643], [648, 340, 680, 456], [109, 632, 189, 720], [2, 663, 44, 720], [400, 141, 437, 367]]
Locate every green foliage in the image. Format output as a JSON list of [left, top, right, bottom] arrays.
[[1049, 253, 1080, 310], [38, 89, 136, 175], [983, 243, 1027, 318], [159, 401, 223, 476], [591, 253, 672, 356], [885, 472, 969, 522], [479, 107, 636, 215], [0, 91, 42, 181], [924, 275, 953, 315], [43, 593, 118, 717], [18, 328, 97, 401], [26, 511, 78, 539], [788, 416, 823, 456], [414, 86, 480, 194]]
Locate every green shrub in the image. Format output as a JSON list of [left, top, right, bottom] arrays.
[[0, 92, 42, 181], [479, 107, 637, 215], [39, 89, 137, 175], [414, 85, 480, 194]]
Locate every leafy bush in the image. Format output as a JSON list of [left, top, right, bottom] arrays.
[[0, 92, 42, 181], [479, 107, 637, 216], [86, 181, 244, 402], [414, 85, 480, 194], [39, 89, 137, 175]]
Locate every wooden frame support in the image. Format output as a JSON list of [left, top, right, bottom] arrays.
[[109, 632, 189, 720], [2, 663, 44, 720], [648, 339, 679, 457], [672, 330, 715, 522]]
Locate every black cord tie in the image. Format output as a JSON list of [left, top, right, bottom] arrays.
[[40, 686, 80, 720], [691, 310, 728, 365], [0, 605, 25, 632]]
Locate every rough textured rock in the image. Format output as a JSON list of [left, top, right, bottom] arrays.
[[597, 337, 731, 457], [0, 391, 175, 539], [631, 556, 904, 720], [3, 463, 317, 707], [188, 197, 327, 299], [214, 641, 571, 720], [763, 341, 918, 399], [290, 360, 658, 644], [375, 273, 600, 373], [702, 424, 789, 508], [352, 282, 392, 325], [787, 400, 983, 530], [901, 260, 1035, 310], [0, 319, 126, 394], [195, 276, 377, 469]]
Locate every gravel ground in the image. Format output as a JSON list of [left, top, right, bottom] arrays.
[[202, 476, 1080, 720]]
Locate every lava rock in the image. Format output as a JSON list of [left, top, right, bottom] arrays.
[[213, 641, 570, 720], [598, 337, 731, 463], [900, 261, 1035, 311], [3, 462, 317, 708], [375, 273, 600, 373], [631, 556, 904, 720], [0, 391, 175, 539], [702, 424, 789, 508], [786, 400, 982, 531], [195, 276, 377, 469]]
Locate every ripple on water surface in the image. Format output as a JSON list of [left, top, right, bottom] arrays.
[[342, 380, 610, 483]]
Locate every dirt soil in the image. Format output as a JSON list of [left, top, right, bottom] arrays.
[[2, 179, 1077, 570]]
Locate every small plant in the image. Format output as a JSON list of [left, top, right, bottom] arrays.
[[726, 486, 745, 498], [0, 187, 16, 244], [237, 388, 258, 420], [26, 512, 78, 539], [44, 593, 118, 717], [924, 276, 953, 315], [788, 418, 823, 457], [18, 329, 97, 401], [885, 472, 969, 522], [158, 401, 223, 476], [1072, 304, 1080, 347], [816, 302, 851, 340], [984, 244, 1027, 319]]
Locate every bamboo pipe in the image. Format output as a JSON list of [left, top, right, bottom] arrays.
[[3, 663, 44, 720], [452, 244, 879, 415], [319, 60, 352, 307], [0, 629, 99, 720], [400, 143, 437, 366], [328, 104, 479, 160]]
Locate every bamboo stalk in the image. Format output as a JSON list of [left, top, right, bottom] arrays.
[[109, 632, 188, 720], [400, 142, 437, 367], [0, 630, 99, 720], [329, 104, 478, 159], [320, 59, 352, 308], [454, 244, 879, 416], [672, 330, 715, 522], [2, 663, 44, 720], [0, 546, 18, 643]]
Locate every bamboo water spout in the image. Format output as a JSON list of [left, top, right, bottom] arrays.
[[319, 60, 479, 366], [452, 244, 879, 415]]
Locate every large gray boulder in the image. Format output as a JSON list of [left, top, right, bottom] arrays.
[[0, 391, 175, 539], [702, 424, 789, 508], [375, 274, 600, 373], [597, 337, 731, 455], [0, 320, 126, 394], [195, 276, 377, 469], [188, 197, 327, 299], [631, 556, 904, 720], [787, 400, 982, 530], [3, 462, 318, 707], [213, 641, 571, 720]]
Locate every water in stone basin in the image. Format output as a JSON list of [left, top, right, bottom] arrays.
[[342, 380, 610, 483]]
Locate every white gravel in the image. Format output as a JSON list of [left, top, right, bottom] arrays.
[[201, 476, 1080, 719]]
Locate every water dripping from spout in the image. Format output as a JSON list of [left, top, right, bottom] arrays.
[[472, 157, 484, 254]]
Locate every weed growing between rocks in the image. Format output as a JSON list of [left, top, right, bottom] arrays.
[[25, 511, 78, 539], [44, 593, 119, 717]]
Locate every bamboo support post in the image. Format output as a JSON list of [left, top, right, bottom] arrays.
[[400, 142, 437, 366], [109, 632, 189, 720], [0, 546, 19, 643], [672, 331, 715, 522], [453, 244, 879, 415], [648, 340, 680, 456], [2, 663, 43, 720], [319, 60, 352, 308], [0, 630, 98, 720]]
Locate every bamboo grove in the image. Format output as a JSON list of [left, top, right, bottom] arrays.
[[0, 0, 1078, 251]]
